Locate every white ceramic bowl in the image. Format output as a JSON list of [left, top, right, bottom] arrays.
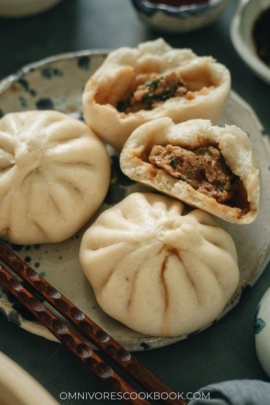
[[230, 0, 270, 84], [254, 288, 270, 378], [131, 0, 231, 33], [0, 0, 62, 18], [0, 352, 59, 405]]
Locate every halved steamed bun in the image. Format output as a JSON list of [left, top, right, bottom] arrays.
[[83, 38, 231, 151], [0, 110, 111, 244], [79, 192, 239, 337], [120, 118, 261, 224]]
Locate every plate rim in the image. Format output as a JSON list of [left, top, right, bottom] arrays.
[[0, 49, 111, 95]]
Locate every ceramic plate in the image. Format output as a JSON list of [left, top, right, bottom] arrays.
[[0, 51, 270, 351]]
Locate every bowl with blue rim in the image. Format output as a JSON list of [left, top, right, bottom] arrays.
[[131, 0, 231, 33]]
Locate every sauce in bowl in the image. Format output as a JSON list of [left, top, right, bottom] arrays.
[[253, 7, 270, 67]]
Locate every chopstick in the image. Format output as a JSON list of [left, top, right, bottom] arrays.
[[0, 264, 149, 405], [0, 241, 186, 405]]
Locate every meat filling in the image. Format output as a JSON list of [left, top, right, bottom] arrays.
[[149, 144, 240, 203], [117, 72, 190, 113]]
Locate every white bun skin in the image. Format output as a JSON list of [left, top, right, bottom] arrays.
[[82, 38, 231, 151], [79, 192, 239, 337], [0, 110, 111, 244], [120, 117, 261, 224]]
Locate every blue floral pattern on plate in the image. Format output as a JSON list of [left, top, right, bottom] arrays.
[[254, 305, 266, 335]]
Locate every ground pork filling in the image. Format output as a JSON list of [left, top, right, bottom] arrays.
[[117, 72, 190, 113], [149, 144, 241, 204]]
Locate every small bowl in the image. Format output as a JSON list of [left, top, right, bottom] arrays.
[[230, 0, 270, 85], [254, 288, 270, 378], [0, 352, 59, 405], [131, 0, 231, 33], [0, 0, 63, 18]]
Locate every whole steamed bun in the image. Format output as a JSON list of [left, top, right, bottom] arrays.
[[79, 192, 239, 337], [0, 110, 111, 244]]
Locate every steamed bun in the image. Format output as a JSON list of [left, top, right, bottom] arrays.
[[120, 117, 261, 224], [0, 110, 111, 244], [79, 192, 239, 337], [82, 38, 231, 151]]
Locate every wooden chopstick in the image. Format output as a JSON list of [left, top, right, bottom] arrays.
[[0, 241, 186, 405], [0, 263, 149, 405]]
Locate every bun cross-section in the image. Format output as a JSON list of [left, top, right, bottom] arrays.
[[82, 38, 231, 151], [120, 118, 261, 224]]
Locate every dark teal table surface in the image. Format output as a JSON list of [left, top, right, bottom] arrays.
[[0, 1, 270, 404]]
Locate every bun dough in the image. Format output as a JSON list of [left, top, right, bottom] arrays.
[[0, 111, 111, 244], [79, 192, 239, 337], [82, 38, 231, 151], [120, 118, 261, 224]]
